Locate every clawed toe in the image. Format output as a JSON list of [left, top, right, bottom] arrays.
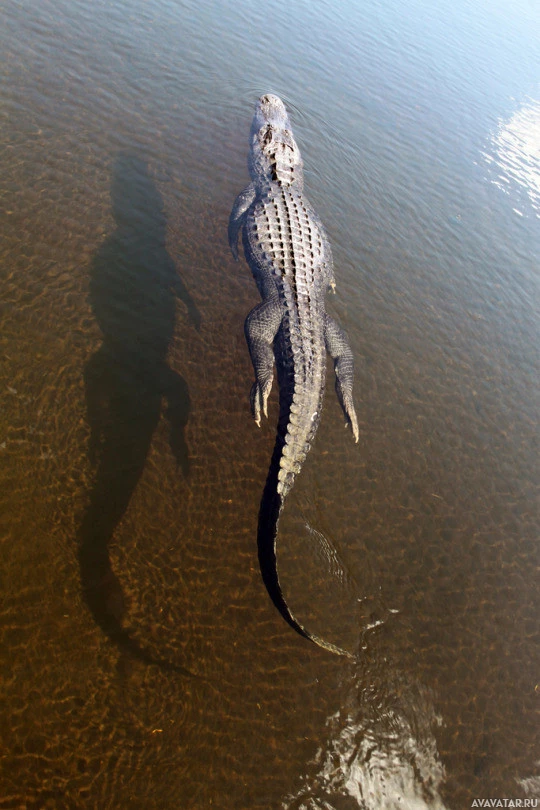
[[250, 379, 272, 426]]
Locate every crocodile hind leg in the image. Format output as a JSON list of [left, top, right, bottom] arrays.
[[245, 299, 283, 425], [324, 314, 359, 442]]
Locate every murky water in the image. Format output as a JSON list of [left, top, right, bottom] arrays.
[[1, 0, 538, 807]]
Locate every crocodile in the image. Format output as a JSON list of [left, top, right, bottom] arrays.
[[229, 94, 359, 658]]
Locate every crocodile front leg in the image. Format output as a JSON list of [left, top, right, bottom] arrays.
[[244, 298, 283, 425], [228, 183, 256, 261], [324, 314, 359, 442]]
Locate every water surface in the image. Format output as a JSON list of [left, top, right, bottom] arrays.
[[1, 0, 538, 807]]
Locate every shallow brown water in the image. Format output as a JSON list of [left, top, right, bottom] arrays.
[[1, 0, 539, 807]]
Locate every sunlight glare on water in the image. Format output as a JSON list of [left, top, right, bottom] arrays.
[[484, 97, 540, 217]]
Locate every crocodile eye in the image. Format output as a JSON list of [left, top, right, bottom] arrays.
[[262, 125, 273, 147]]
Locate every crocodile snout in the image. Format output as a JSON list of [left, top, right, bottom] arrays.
[[257, 93, 289, 127]]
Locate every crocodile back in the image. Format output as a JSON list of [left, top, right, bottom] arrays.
[[244, 186, 333, 496]]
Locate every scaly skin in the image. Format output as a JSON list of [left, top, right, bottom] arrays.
[[229, 95, 358, 657]]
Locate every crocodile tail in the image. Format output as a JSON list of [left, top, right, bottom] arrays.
[[257, 451, 355, 660]]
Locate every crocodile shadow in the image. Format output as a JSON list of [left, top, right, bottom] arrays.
[[79, 152, 200, 674]]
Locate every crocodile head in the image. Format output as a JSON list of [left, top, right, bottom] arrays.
[[249, 94, 304, 189]]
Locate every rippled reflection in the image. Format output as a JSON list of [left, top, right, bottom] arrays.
[[484, 98, 540, 216], [281, 524, 447, 810], [283, 633, 447, 810]]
